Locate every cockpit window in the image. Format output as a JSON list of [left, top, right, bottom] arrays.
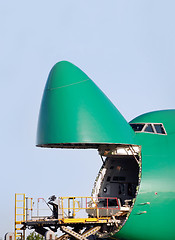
[[130, 124, 144, 132], [144, 124, 154, 133], [130, 123, 166, 135], [154, 124, 166, 134]]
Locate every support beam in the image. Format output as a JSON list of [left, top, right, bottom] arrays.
[[60, 226, 88, 240]]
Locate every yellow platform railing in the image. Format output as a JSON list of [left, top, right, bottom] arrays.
[[14, 194, 121, 233], [15, 193, 26, 240], [58, 196, 120, 220], [15, 194, 33, 240]]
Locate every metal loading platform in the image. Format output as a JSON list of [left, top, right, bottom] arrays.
[[15, 194, 131, 240]]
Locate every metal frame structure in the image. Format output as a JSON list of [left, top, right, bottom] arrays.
[[14, 194, 130, 240], [15, 194, 26, 240]]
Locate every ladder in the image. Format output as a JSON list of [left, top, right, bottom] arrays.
[[15, 193, 26, 240]]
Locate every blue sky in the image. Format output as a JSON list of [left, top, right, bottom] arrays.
[[0, 0, 175, 237]]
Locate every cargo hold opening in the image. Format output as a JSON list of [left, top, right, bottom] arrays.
[[20, 144, 141, 240], [87, 145, 141, 236], [98, 155, 139, 206]]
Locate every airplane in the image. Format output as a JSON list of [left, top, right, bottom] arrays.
[[14, 61, 175, 240]]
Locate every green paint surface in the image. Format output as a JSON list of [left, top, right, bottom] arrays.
[[37, 62, 175, 239], [114, 110, 175, 240], [37, 61, 135, 146]]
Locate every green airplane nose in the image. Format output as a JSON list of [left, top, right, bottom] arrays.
[[45, 61, 90, 89], [37, 61, 135, 148]]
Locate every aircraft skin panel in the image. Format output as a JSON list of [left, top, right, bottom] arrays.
[[130, 109, 175, 135], [37, 61, 136, 147], [114, 110, 175, 240], [36, 62, 175, 240]]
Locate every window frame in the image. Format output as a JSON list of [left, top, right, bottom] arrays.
[[153, 123, 166, 135], [143, 124, 154, 133], [130, 123, 167, 135]]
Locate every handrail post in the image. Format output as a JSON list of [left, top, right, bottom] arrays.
[[96, 197, 99, 219], [61, 198, 64, 219], [26, 197, 29, 221], [73, 197, 75, 218], [107, 198, 108, 217], [31, 198, 33, 218], [68, 198, 70, 218], [37, 198, 39, 217]]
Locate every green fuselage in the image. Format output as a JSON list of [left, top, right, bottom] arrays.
[[115, 110, 175, 240], [37, 61, 175, 240]]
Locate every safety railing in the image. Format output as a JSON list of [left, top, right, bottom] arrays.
[[26, 197, 33, 220], [15, 194, 121, 227], [15, 193, 26, 240], [31, 197, 52, 219], [59, 196, 120, 219]]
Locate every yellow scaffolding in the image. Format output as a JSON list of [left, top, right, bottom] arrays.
[[59, 196, 98, 219], [15, 193, 26, 240], [58, 196, 120, 223], [14, 194, 123, 239]]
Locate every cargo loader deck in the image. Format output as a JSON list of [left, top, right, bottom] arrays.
[[15, 194, 131, 240]]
